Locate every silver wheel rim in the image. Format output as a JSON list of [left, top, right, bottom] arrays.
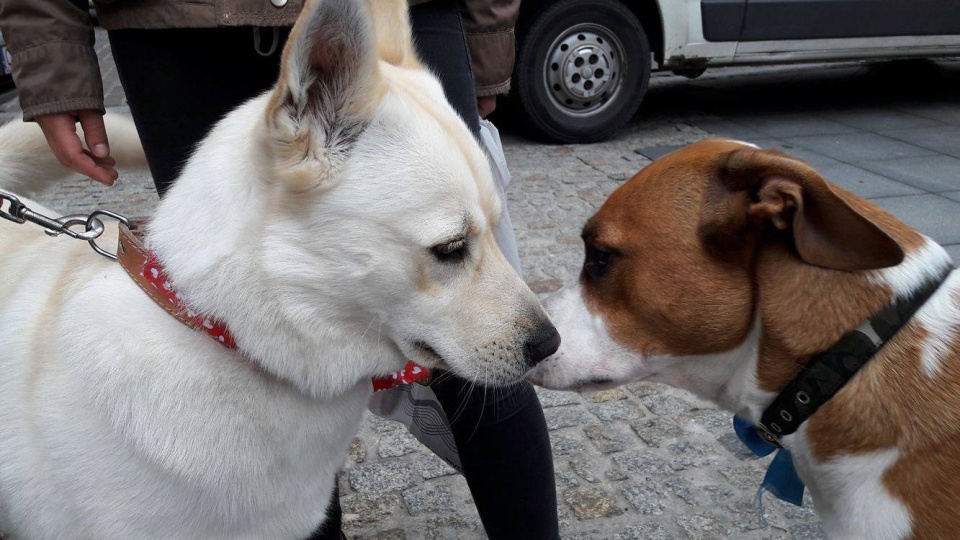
[[544, 23, 626, 117]]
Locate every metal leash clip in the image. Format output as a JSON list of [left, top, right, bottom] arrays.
[[0, 188, 130, 260]]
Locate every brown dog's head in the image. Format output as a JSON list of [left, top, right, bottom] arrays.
[[528, 139, 911, 403]]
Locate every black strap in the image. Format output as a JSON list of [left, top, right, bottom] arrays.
[[758, 266, 954, 446]]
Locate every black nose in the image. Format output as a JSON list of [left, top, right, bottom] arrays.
[[524, 324, 561, 366]]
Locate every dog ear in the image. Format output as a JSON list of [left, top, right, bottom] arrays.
[[265, 0, 386, 191], [698, 147, 904, 271], [366, 0, 421, 67]]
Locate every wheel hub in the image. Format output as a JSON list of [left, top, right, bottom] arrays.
[[545, 24, 624, 115]]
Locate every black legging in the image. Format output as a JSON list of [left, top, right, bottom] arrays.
[[108, 3, 559, 539]]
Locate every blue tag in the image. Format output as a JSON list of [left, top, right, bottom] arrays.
[[733, 415, 805, 507]]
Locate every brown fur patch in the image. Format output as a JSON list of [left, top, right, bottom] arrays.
[[579, 138, 956, 537]]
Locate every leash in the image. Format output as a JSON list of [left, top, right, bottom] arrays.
[[0, 188, 429, 391], [1, 188, 128, 260]]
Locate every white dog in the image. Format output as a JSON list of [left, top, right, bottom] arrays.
[[0, 1, 557, 538]]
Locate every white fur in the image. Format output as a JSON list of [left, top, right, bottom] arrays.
[[0, 1, 550, 537], [0, 115, 146, 195], [787, 428, 912, 540], [873, 236, 953, 301], [873, 236, 958, 377], [528, 285, 773, 417], [912, 270, 960, 376]]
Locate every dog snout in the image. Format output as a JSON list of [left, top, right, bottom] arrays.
[[524, 323, 561, 366]]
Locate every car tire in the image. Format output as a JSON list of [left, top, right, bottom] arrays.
[[514, 0, 651, 144]]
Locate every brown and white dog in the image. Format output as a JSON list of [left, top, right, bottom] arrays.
[[528, 139, 959, 540]]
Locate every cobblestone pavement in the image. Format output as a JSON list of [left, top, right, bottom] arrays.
[[4, 30, 960, 540]]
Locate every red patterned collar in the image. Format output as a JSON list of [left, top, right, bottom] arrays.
[[117, 221, 429, 392]]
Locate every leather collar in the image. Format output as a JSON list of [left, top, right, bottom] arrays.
[[117, 220, 237, 347], [757, 265, 955, 447], [116, 221, 429, 391]]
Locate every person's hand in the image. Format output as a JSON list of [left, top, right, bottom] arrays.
[[36, 110, 118, 186], [477, 95, 497, 118]]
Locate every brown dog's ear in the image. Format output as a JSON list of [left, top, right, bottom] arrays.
[[699, 147, 904, 271]]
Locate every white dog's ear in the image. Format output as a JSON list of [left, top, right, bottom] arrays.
[[265, 0, 384, 191]]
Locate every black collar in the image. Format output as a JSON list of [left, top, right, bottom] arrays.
[[756, 265, 955, 447]]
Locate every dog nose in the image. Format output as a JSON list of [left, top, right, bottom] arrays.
[[524, 324, 561, 366]]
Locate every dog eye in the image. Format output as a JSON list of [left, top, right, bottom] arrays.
[[431, 238, 467, 263], [584, 246, 614, 279]]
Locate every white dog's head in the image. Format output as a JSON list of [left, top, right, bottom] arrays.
[[149, 0, 557, 394]]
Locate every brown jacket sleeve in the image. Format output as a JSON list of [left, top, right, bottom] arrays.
[[0, 0, 103, 121], [457, 0, 520, 96]]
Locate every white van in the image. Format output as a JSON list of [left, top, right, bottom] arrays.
[[513, 0, 960, 142]]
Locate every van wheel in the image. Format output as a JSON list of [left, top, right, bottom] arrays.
[[515, 0, 651, 143]]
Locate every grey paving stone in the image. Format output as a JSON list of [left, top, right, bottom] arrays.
[[615, 522, 676, 540], [357, 529, 407, 540], [341, 493, 402, 526], [417, 454, 457, 480], [550, 431, 587, 456], [815, 162, 923, 198], [785, 133, 937, 162], [696, 119, 768, 140], [587, 388, 628, 402], [612, 450, 672, 477], [894, 101, 960, 126], [631, 416, 684, 448], [821, 108, 944, 132], [675, 511, 733, 539], [719, 464, 768, 492], [401, 484, 455, 515], [536, 387, 582, 408], [422, 516, 483, 540], [945, 244, 960, 263], [588, 399, 646, 421], [368, 415, 404, 434], [667, 441, 716, 471], [626, 381, 669, 398], [562, 488, 625, 519], [858, 154, 960, 193], [569, 457, 602, 484], [623, 483, 668, 515], [635, 144, 685, 160], [348, 437, 367, 464], [348, 462, 418, 494], [583, 423, 634, 454], [734, 114, 860, 138], [676, 409, 733, 437], [378, 431, 422, 458], [789, 523, 827, 540], [943, 191, 960, 203], [664, 476, 701, 506], [881, 125, 960, 158], [717, 432, 756, 461], [544, 405, 593, 430], [871, 194, 960, 245], [640, 394, 698, 416]]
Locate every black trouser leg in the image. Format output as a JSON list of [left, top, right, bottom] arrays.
[[109, 26, 290, 196], [430, 375, 560, 540]]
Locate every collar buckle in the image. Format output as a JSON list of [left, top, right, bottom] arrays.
[[756, 423, 783, 448]]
